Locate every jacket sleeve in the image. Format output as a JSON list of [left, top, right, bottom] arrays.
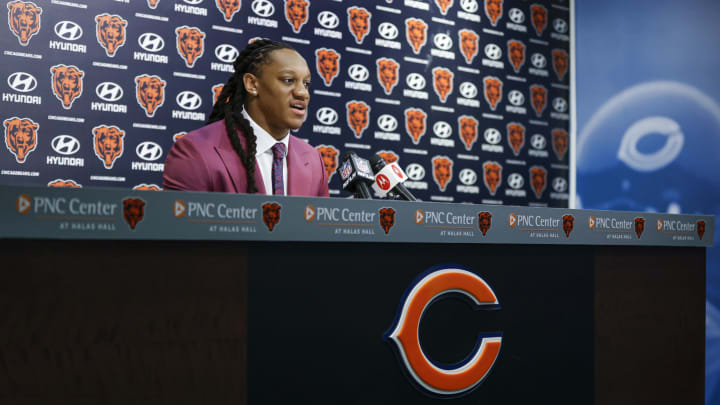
[[162, 136, 212, 192], [312, 147, 330, 197]]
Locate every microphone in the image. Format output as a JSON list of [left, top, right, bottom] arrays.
[[369, 154, 417, 201], [337, 151, 375, 199]]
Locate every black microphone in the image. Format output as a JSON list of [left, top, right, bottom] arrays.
[[369, 154, 417, 201], [336, 151, 375, 199]]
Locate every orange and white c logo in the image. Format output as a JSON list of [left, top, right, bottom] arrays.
[[384, 267, 501, 397]]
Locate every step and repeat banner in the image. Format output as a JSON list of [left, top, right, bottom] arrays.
[[1, 0, 570, 206]]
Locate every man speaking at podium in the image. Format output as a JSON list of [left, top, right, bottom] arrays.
[[163, 39, 329, 197]]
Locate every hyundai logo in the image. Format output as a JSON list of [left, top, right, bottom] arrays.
[[508, 90, 524, 106], [377, 114, 398, 132], [51, 135, 80, 156], [136, 141, 163, 162], [531, 53, 547, 69], [484, 43, 502, 60], [459, 0, 479, 13], [553, 97, 568, 112], [530, 134, 547, 149], [552, 177, 568, 193], [405, 163, 425, 181], [433, 121, 452, 138], [484, 128, 501, 144], [96, 82, 124, 102], [176, 91, 202, 110], [348, 64, 370, 82], [7, 72, 37, 93], [459, 168, 477, 185], [508, 8, 525, 24], [138, 33, 165, 52], [54, 21, 83, 41], [405, 73, 426, 90], [378, 22, 399, 40], [252, 0, 275, 17], [183, 0, 203, 4], [317, 11, 340, 29], [553, 18, 569, 34], [316, 107, 338, 125], [459, 82, 478, 99], [215, 44, 239, 63], [508, 173, 524, 189], [433, 33, 453, 50]]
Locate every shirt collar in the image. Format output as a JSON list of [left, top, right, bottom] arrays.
[[242, 109, 290, 158]]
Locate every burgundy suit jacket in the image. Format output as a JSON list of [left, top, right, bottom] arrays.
[[163, 120, 329, 197]]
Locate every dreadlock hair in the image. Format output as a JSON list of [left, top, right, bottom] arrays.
[[207, 39, 295, 193]]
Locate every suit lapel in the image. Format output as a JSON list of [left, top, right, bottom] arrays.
[[214, 128, 267, 194], [287, 136, 311, 196]]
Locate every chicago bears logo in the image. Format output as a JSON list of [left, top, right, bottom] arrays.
[[95, 13, 127, 57], [507, 123, 525, 156], [405, 18, 427, 55], [379, 207, 396, 234], [552, 128, 569, 160], [346, 100, 370, 138], [176, 26, 205, 68], [432, 155, 453, 192], [530, 84, 547, 117], [478, 212, 492, 236], [93, 125, 125, 169], [483, 76, 502, 111], [147, 0, 160, 9], [133, 183, 162, 191], [3, 117, 38, 163], [529, 166, 547, 198], [697, 220, 706, 240], [405, 108, 426, 145], [434, 0, 453, 15], [212, 83, 224, 104], [50, 64, 84, 110], [135, 74, 166, 118], [458, 115, 478, 151], [7, 0, 42, 46], [634, 217, 645, 239], [432, 67, 453, 103], [384, 266, 502, 397], [123, 198, 145, 230], [285, 0, 309, 34], [262, 202, 282, 231], [562, 214, 574, 237], [316, 144, 339, 182], [376, 58, 399, 95], [482, 161, 501, 195], [347, 6, 370, 44], [485, 0, 503, 26], [530, 4, 547, 36], [48, 179, 81, 188], [377, 150, 399, 164], [216, 0, 240, 22], [458, 29, 479, 64], [316, 48, 340, 86], [507, 40, 525, 73], [552, 49, 569, 81], [173, 132, 187, 142]]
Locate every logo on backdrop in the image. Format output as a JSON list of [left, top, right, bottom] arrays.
[[50, 64, 84, 110], [285, 0, 309, 34], [379, 207, 395, 234], [147, 0, 160, 9], [432, 155, 453, 192], [3, 117, 38, 163], [552, 49, 569, 81], [508, 40, 525, 73], [377, 58, 399, 95], [48, 179, 81, 188], [458, 115, 479, 151], [95, 14, 127, 57], [176, 26, 206, 68], [135, 74, 167, 118], [459, 29, 479, 64], [530, 4, 548, 37], [405, 18, 428, 54], [122, 197, 146, 230], [432, 67, 454, 103], [347, 6, 371, 44], [7, 0, 42, 46], [478, 211, 492, 235], [507, 122, 525, 156], [483, 161, 502, 195], [377, 150, 399, 164], [93, 125, 125, 169], [552, 129, 569, 160], [262, 202, 282, 231], [316, 144, 339, 182], [405, 108, 427, 145], [484, 76, 502, 110], [485, 0, 503, 26], [530, 84, 547, 117], [384, 266, 502, 397], [216, 0, 241, 22], [346, 100, 370, 138], [316, 48, 341, 86], [529, 166, 547, 198]]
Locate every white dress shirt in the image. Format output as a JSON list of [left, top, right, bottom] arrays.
[[242, 110, 289, 195]]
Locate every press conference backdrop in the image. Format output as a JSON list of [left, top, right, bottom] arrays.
[[574, 0, 720, 403], [1, 0, 571, 206]]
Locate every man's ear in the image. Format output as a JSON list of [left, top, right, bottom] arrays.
[[243, 73, 258, 95]]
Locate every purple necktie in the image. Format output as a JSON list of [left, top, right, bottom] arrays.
[[271, 143, 286, 195]]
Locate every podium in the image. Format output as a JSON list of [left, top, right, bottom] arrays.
[[0, 185, 712, 404]]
